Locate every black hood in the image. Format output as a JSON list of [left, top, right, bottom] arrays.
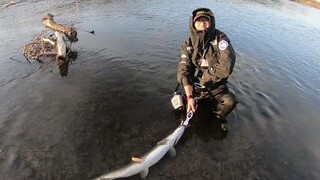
[[190, 8, 216, 35], [189, 8, 216, 56]]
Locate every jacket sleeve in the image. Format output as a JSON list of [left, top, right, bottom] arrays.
[[210, 34, 236, 82], [177, 39, 193, 86]]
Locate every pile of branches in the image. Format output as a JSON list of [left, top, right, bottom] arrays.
[[22, 13, 78, 63]]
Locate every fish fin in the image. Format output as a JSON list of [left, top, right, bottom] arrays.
[[168, 147, 176, 157], [131, 157, 144, 163], [140, 168, 149, 179]]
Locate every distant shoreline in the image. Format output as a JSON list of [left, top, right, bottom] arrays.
[[294, 0, 320, 9]]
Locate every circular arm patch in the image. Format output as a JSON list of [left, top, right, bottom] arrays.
[[219, 40, 228, 50]]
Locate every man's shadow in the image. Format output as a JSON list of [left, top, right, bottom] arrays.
[[174, 99, 228, 144]]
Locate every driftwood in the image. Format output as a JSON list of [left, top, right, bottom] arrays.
[[2, 1, 16, 8], [43, 14, 78, 42], [295, 0, 320, 9], [55, 31, 67, 60], [42, 38, 55, 46], [21, 14, 78, 64], [6, 8, 80, 77]]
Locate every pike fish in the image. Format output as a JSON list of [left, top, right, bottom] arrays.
[[95, 111, 193, 180]]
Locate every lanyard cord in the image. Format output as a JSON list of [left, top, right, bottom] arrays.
[[198, 34, 213, 58], [196, 35, 213, 70], [202, 38, 212, 58], [195, 37, 212, 70]]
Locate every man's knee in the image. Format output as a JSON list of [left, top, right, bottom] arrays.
[[220, 93, 237, 108], [215, 92, 237, 118]]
